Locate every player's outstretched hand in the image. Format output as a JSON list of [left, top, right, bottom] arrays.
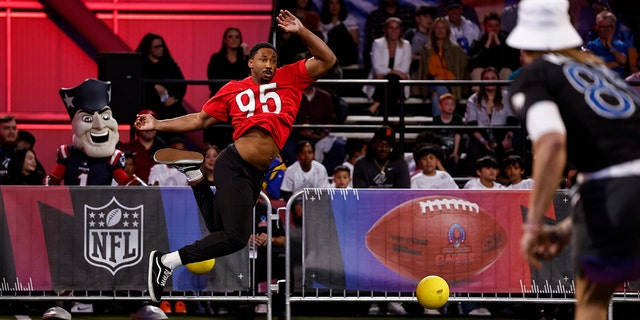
[[276, 9, 302, 34], [521, 218, 572, 270], [135, 113, 156, 131]]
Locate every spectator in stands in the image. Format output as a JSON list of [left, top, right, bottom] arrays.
[[281, 140, 330, 226], [353, 126, 409, 316], [460, 156, 503, 317], [362, 17, 412, 116], [331, 164, 351, 188], [136, 33, 187, 122], [436, 0, 480, 26], [502, 154, 533, 189], [250, 199, 286, 317], [364, 0, 415, 70], [148, 137, 190, 186], [277, 0, 323, 66], [443, 0, 481, 55], [500, 0, 519, 33], [464, 155, 504, 190], [314, 134, 346, 176], [201, 144, 220, 186], [204, 28, 250, 148], [592, 1, 638, 73], [320, 0, 359, 67], [281, 141, 330, 198], [0, 115, 17, 181], [416, 17, 469, 118], [404, 5, 438, 76], [342, 138, 366, 187], [410, 144, 458, 189], [585, 0, 634, 50], [469, 12, 521, 82], [16, 130, 36, 150], [296, 87, 336, 139], [465, 67, 518, 175], [282, 85, 335, 165], [432, 93, 463, 175], [353, 126, 410, 189], [123, 152, 136, 177], [119, 109, 167, 183], [2, 148, 46, 185], [206, 27, 250, 98], [586, 11, 629, 77], [291, 0, 315, 20]]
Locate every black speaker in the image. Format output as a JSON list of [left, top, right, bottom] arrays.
[[98, 52, 142, 125]]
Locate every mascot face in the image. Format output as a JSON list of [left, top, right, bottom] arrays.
[[72, 107, 119, 158]]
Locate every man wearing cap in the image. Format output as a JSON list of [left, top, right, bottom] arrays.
[[443, 0, 480, 55], [506, 0, 640, 319], [48, 78, 139, 186], [352, 126, 410, 189]]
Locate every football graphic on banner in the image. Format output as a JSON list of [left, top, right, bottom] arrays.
[[365, 196, 507, 282]]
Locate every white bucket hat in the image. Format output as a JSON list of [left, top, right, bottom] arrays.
[[506, 0, 583, 51]]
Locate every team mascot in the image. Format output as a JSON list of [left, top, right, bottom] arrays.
[[47, 78, 141, 185]]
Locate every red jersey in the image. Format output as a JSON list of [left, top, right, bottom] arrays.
[[203, 60, 315, 149]]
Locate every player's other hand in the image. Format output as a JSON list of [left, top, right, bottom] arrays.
[[521, 218, 572, 269], [135, 113, 157, 131], [276, 10, 302, 34]]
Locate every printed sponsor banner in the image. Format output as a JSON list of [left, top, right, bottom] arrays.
[[303, 189, 574, 293], [0, 187, 249, 292]]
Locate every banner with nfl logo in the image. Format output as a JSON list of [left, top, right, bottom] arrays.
[[302, 189, 575, 293], [0, 186, 250, 292]]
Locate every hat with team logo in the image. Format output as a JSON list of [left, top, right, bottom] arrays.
[[372, 125, 396, 144], [506, 0, 583, 51], [59, 78, 111, 121]]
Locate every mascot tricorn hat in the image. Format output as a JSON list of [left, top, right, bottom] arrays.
[[59, 78, 111, 121]]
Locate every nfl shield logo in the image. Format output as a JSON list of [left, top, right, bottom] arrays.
[[84, 196, 143, 275]]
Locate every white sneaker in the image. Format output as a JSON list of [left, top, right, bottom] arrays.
[[254, 304, 267, 314], [386, 302, 407, 315], [70, 302, 94, 313], [468, 307, 492, 316], [368, 303, 380, 315], [424, 308, 441, 315]]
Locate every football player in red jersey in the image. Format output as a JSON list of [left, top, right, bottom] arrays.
[[136, 9, 336, 303]]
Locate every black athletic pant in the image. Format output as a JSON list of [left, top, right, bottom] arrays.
[[178, 144, 265, 264]]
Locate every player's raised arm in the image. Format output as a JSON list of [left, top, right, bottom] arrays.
[[276, 9, 336, 79], [134, 110, 221, 133]]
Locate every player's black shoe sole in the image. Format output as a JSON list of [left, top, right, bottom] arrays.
[[148, 250, 172, 303], [153, 148, 204, 173]]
